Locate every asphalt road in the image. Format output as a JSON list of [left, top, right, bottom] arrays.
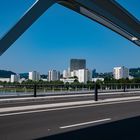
[[0, 98, 140, 140]]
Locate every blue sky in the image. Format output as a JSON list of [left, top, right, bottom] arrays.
[[0, 0, 140, 74]]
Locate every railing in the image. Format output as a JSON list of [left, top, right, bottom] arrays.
[[0, 83, 140, 100]]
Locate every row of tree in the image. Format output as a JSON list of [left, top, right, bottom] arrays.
[[0, 78, 140, 86]]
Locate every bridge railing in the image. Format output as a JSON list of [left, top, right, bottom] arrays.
[[0, 83, 140, 98], [99, 83, 140, 92]]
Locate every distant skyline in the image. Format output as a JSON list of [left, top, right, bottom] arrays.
[[0, 0, 140, 74]]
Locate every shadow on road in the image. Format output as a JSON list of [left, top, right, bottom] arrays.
[[36, 116, 140, 140]]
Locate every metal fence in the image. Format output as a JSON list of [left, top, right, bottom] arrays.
[[0, 83, 140, 98]]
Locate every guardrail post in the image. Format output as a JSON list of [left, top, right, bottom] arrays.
[[123, 84, 126, 92], [95, 83, 98, 101], [34, 84, 37, 97]]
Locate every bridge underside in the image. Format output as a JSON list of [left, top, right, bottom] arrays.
[[0, 0, 140, 55]]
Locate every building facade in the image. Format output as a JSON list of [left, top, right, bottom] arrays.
[[63, 70, 68, 78], [78, 69, 92, 83], [63, 68, 71, 78], [70, 59, 86, 71], [92, 78, 104, 82], [48, 70, 60, 81], [70, 70, 79, 78], [29, 71, 40, 81], [0, 78, 10, 82], [113, 66, 129, 79], [60, 78, 75, 84], [70, 69, 92, 83], [11, 74, 20, 83]]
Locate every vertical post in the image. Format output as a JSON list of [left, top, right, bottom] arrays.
[[123, 83, 126, 92], [34, 84, 37, 97], [94, 83, 98, 101]]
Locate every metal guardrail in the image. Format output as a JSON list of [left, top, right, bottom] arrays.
[[0, 83, 140, 101]]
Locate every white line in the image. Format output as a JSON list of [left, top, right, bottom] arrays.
[[60, 118, 111, 129], [0, 99, 140, 117]]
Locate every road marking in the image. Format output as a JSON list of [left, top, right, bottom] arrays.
[[0, 99, 140, 117], [60, 118, 111, 129]]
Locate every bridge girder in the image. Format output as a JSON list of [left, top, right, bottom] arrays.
[[0, 0, 140, 55]]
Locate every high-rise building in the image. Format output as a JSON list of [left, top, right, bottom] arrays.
[[67, 68, 71, 77], [78, 69, 92, 83], [70, 59, 86, 71], [63, 68, 71, 78], [29, 71, 40, 81], [63, 69, 71, 78], [92, 69, 98, 78], [63, 70, 68, 78], [70, 69, 91, 83], [11, 74, 20, 83], [113, 66, 129, 79], [48, 70, 60, 81]]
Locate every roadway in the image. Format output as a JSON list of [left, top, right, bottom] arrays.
[[0, 92, 140, 139]]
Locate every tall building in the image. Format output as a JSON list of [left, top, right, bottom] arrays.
[[11, 74, 20, 83], [63, 70, 68, 78], [78, 69, 92, 83], [70, 59, 86, 71], [113, 66, 129, 79], [63, 68, 71, 78], [48, 70, 60, 81], [92, 69, 98, 78], [70, 69, 91, 83], [29, 71, 40, 81]]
